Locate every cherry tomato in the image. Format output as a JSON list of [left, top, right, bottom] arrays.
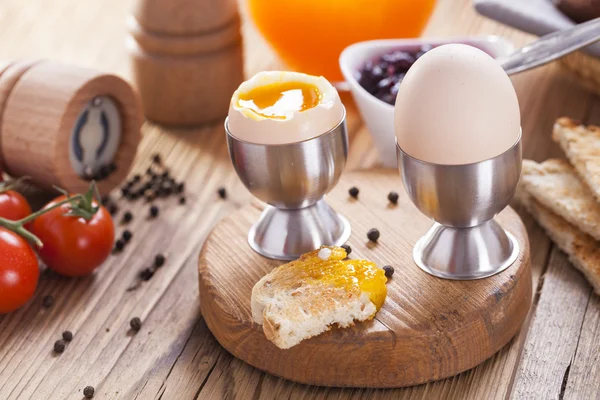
[[31, 195, 115, 277], [0, 190, 31, 220], [0, 227, 39, 313]]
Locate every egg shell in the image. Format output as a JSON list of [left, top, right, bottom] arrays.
[[394, 44, 521, 165], [227, 71, 344, 145]]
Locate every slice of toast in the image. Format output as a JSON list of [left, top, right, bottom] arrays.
[[552, 117, 600, 202], [520, 159, 600, 241], [251, 246, 387, 349], [515, 188, 600, 295]]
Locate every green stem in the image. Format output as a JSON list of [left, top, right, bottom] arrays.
[[0, 193, 86, 248], [16, 194, 86, 225], [0, 218, 42, 247]]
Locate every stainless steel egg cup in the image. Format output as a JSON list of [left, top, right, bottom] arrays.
[[225, 111, 351, 260], [396, 134, 522, 280]]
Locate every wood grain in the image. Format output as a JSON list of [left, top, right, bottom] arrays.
[[128, 0, 244, 126], [0, 0, 598, 398], [199, 170, 532, 388], [0, 61, 142, 194], [511, 249, 592, 399]]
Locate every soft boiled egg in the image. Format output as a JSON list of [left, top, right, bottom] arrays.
[[394, 44, 521, 165], [227, 71, 345, 145]]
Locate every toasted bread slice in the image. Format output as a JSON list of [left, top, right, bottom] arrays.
[[520, 159, 600, 241], [251, 246, 387, 349], [515, 188, 600, 295], [552, 117, 600, 202]]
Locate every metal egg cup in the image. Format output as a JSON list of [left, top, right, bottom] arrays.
[[225, 109, 351, 260], [396, 134, 522, 280]]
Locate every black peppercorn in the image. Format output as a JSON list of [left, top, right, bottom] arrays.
[[130, 317, 142, 332], [383, 265, 395, 278], [161, 170, 169, 178], [149, 205, 159, 218], [152, 153, 161, 165], [62, 331, 73, 342], [341, 244, 352, 256], [54, 339, 66, 353], [42, 295, 54, 309], [122, 230, 133, 242], [348, 187, 359, 198], [132, 174, 141, 183], [367, 228, 380, 242], [176, 182, 185, 194], [387, 191, 399, 205], [121, 187, 130, 197], [108, 204, 118, 216], [140, 268, 154, 281], [114, 239, 125, 252], [122, 212, 133, 224], [179, 196, 186, 205], [154, 254, 165, 268], [83, 385, 95, 398], [217, 187, 227, 199]]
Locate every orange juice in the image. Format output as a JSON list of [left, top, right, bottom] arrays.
[[248, 0, 436, 82]]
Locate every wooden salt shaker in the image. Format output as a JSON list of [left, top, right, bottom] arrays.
[[127, 0, 244, 126], [0, 60, 143, 194]]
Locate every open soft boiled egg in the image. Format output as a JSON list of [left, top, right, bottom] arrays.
[[227, 71, 345, 145], [394, 44, 521, 165]]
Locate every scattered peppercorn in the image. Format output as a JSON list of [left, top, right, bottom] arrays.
[[130, 317, 142, 332], [348, 186, 359, 198], [383, 265, 395, 278], [388, 191, 399, 205], [132, 174, 141, 183], [152, 153, 161, 165], [122, 230, 133, 243], [53, 340, 66, 353], [62, 331, 73, 342], [179, 197, 186, 205], [367, 228, 380, 242], [217, 187, 227, 199], [341, 244, 352, 256], [121, 187, 130, 197], [176, 182, 185, 194], [149, 205, 159, 218], [154, 254, 165, 268], [42, 295, 54, 309], [114, 239, 125, 252], [108, 204, 118, 216], [83, 385, 95, 398], [121, 212, 133, 224], [139, 268, 154, 281]]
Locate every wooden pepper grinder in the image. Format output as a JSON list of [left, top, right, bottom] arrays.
[[127, 0, 244, 126], [0, 60, 143, 194]]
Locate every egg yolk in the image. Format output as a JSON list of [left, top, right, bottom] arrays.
[[236, 81, 322, 120], [276, 246, 388, 312]]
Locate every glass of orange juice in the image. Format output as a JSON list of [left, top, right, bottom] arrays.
[[247, 0, 437, 82]]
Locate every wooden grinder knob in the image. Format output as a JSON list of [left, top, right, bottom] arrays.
[[128, 0, 244, 126], [0, 60, 143, 194]]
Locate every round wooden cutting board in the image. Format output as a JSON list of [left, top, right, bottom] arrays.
[[198, 169, 532, 388]]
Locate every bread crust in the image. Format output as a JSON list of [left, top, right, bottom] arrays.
[[553, 117, 600, 203], [521, 159, 600, 240], [515, 183, 600, 295]]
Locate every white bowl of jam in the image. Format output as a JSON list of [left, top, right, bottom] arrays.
[[339, 36, 514, 167]]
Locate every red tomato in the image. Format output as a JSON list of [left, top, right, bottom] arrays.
[[31, 195, 115, 277], [0, 227, 39, 313], [0, 190, 31, 220]]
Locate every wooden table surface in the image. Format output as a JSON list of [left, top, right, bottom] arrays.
[[1, 0, 599, 399]]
